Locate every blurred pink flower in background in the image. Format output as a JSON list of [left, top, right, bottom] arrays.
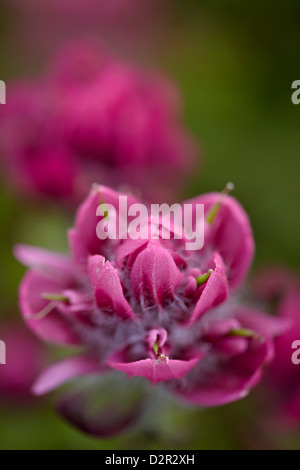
[[14, 185, 287, 434], [9, 0, 158, 21], [0, 41, 197, 205], [5, 0, 164, 60], [254, 266, 300, 425], [0, 321, 44, 402]]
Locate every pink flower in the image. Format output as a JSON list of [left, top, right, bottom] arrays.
[[0, 41, 197, 204], [0, 321, 45, 401], [14, 185, 286, 429], [253, 266, 300, 425]]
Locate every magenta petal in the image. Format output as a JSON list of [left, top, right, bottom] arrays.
[[235, 308, 292, 338], [253, 265, 300, 320], [174, 370, 262, 407], [214, 337, 249, 357], [173, 340, 271, 406], [147, 328, 168, 350], [19, 271, 80, 345], [253, 265, 299, 301], [14, 244, 75, 283], [68, 228, 88, 271], [130, 242, 183, 306], [88, 255, 135, 319], [184, 193, 254, 289], [70, 185, 140, 266], [69, 187, 104, 266], [188, 254, 228, 324], [32, 357, 101, 396], [115, 238, 149, 270], [202, 318, 241, 339], [72, 186, 137, 256], [251, 267, 300, 410], [108, 354, 203, 384]]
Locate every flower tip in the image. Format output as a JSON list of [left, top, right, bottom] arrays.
[[41, 293, 69, 302], [228, 328, 263, 342], [225, 182, 235, 193], [195, 269, 214, 287], [206, 181, 235, 224], [91, 183, 100, 190]]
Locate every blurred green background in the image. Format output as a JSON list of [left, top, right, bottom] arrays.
[[0, 0, 299, 449]]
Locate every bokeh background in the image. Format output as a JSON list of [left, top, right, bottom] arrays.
[[0, 0, 299, 449]]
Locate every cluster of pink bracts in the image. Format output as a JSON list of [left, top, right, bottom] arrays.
[[14, 186, 289, 414]]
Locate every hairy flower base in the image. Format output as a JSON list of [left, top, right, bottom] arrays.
[[15, 185, 287, 427]]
